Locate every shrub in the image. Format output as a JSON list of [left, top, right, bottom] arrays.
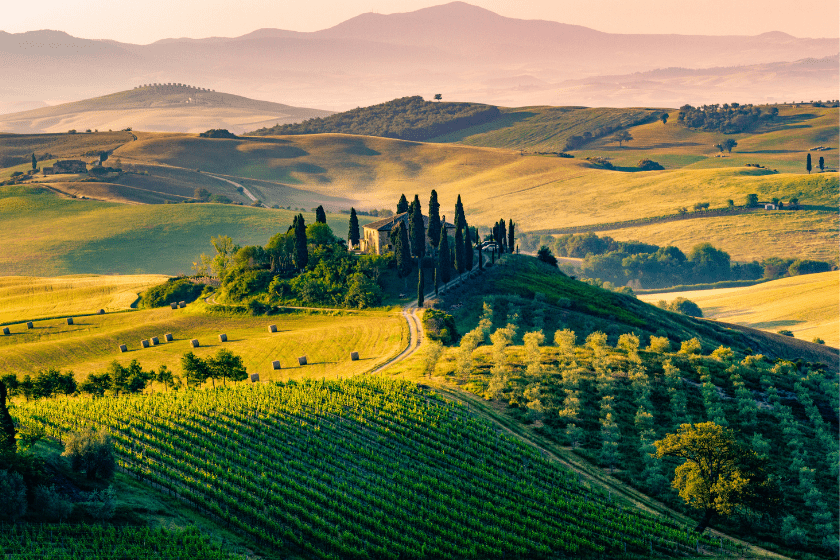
[[813, 337, 825, 345], [678, 338, 702, 355], [667, 297, 703, 317], [585, 156, 614, 169], [423, 309, 458, 345], [0, 469, 27, 520], [33, 484, 73, 521], [139, 277, 204, 308], [777, 330, 794, 337], [647, 336, 671, 353], [198, 129, 237, 139], [80, 486, 116, 520], [536, 246, 557, 267], [637, 159, 664, 171], [62, 428, 116, 480]]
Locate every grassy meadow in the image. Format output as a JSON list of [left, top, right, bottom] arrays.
[[639, 271, 839, 347]]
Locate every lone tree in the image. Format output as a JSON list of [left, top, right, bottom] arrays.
[[537, 246, 557, 267], [294, 214, 308, 270], [315, 205, 327, 224], [818, 156, 824, 172], [410, 195, 425, 258], [660, 113, 669, 124], [746, 193, 759, 207], [655, 422, 770, 533], [397, 194, 409, 214], [715, 139, 738, 153], [348, 208, 360, 249], [613, 130, 633, 147], [31, 153, 37, 171], [806, 153, 812, 174], [434, 93, 442, 102]]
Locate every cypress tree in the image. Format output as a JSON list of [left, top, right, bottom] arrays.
[[507, 219, 515, 254], [31, 153, 37, 171], [348, 208, 360, 249], [819, 156, 825, 172], [315, 205, 327, 224], [463, 221, 473, 270], [439, 223, 451, 283], [394, 223, 412, 281], [455, 194, 465, 225], [0, 381, 16, 453], [806, 153, 812, 174], [417, 266, 425, 308], [454, 223, 465, 275], [427, 190, 441, 249], [294, 214, 308, 269], [397, 194, 409, 214], [478, 243, 484, 270], [499, 219, 507, 252], [410, 195, 425, 258]]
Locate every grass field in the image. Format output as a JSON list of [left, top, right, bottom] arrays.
[[639, 271, 839, 347], [0, 131, 134, 168]]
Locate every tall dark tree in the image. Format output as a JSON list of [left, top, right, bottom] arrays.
[[417, 266, 425, 308], [31, 153, 37, 171], [294, 214, 308, 269], [806, 153, 812, 174], [478, 243, 484, 270], [410, 195, 425, 258], [393, 222, 413, 281], [454, 194, 465, 226], [498, 219, 507, 252], [660, 113, 669, 124], [507, 219, 515, 254], [818, 156, 825, 172], [397, 194, 409, 214], [315, 205, 327, 224], [463, 219, 473, 270], [438, 223, 451, 283], [427, 190, 441, 249], [348, 208, 360, 249], [454, 223, 465, 275], [0, 380, 16, 453]]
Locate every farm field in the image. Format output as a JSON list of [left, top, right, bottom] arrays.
[[639, 271, 840, 347], [0, 274, 166, 324], [0, 300, 402, 379]]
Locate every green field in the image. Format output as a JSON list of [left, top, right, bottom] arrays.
[[640, 271, 840, 347]]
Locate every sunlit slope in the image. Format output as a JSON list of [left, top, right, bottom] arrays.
[[0, 275, 166, 323], [14, 377, 734, 558], [0, 186, 369, 276], [639, 271, 840, 347], [0, 131, 134, 168], [0, 303, 401, 378]]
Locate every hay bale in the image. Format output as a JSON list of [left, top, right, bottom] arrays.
[[164, 333, 173, 342], [298, 356, 307, 366], [268, 324, 277, 333], [170, 302, 178, 309], [2, 327, 9, 335], [98, 309, 105, 315], [141, 339, 150, 348], [219, 333, 227, 342], [272, 360, 281, 370], [179, 301, 186, 308], [66, 317, 74, 325], [350, 351, 359, 361], [26, 321, 33, 329], [190, 339, 199, 348], [250, 373, 260, 383], [150, 336, 159, 346], [119, 344, 128, 353]]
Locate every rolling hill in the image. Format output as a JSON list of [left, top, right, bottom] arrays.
[[0, 85, 333, 135]]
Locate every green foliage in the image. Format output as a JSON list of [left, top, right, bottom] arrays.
[[294, 214, 308, 269], [0, 469, 27, 520], [410, 194, 425, 259], [315, 205, 327, 224], [658, 297, 703, 317], [393, 222, 413, 279], [678, 103, 775, 133], [139, 277, 204, 308], [427, 191, 441, 249], [348, 208, 360, 248], [250, 96, 501, 141], [423, 309, 458, 345], [536, 245, 557, 267], [79, 360, 153, 396], [32, 484, 73, 521], [0, 381, 16, 453], [198, 129, 237, 139], [62, 427, 116, 480], [637, 159, 664, 171]]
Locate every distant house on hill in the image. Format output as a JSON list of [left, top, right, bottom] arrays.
[[764, 203, 777, 210], [43, 160, 87, 175], [361, 212, 456, 255]]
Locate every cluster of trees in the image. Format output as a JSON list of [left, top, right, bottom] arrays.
[[250, 96, 501, 141], [562, 112, 659, 151], [192, 188, 233, 204], [1, 369, 76, 401], [678, 103, 778, 133], [198, 129, 237, 139], [139, 277, 204, 308], [805, 153, 826, 174]]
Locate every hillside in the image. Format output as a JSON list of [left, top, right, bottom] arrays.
[[0, 85, 333, 135], [639, 271, 840, 347], [12, 377, 736, 559]]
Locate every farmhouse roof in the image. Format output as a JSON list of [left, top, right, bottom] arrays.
[[363, 212, 456, 232]]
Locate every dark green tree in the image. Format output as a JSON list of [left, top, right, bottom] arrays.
[[507, 219, 515, 254], [537, 245, 558, 267], [207, 349, 247, 385], [478, 243, 484, 270], [427, 190, 441, 249], [31, 153, 37, 171], [613, 130, 633, 147], [397, 194, 409, 214], [746, 193, 759, 208], [434, 93, 442, 102], [806, 153, 812, 174], [393, 222, 413, 282], [818, 156, 824, 172], [182, 352, 211, 387], [454, 194, 465, 226], [417, 266, 425, 308], [660, 113, 669, 124], [348, 208, 360, 249], [62, 428, 116, 480], [294, 214, 308, 269], [463, 219, 473, 270], [315, 205, 327, 224], [454, 223, 465, 275], [499, 219, 507, 252], [0, 381, 16, 453], [410, 195, 425, 258], [438, 224, 451, 283]]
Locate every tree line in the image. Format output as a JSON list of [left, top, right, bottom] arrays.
[[678, 103, 779, 134]]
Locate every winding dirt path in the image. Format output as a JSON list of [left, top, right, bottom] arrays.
[[205, 173, 259, 203]]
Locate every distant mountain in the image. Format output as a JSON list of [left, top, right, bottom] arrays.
[[0, 85, 333, 134], [0, 2, 836, 111]]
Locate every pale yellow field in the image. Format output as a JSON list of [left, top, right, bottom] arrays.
[[0, 275, 167, 323], [639, 271, 839, 347]]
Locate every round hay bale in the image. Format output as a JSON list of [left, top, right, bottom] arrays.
[[98, 309, 105, 314], [272, 360, 281, 370], [66, 317, 74, 325], [298, 356, 307, 366], [2, 327, 9, 335], [26, 321, 33, 329], [219, 333, 227, 342], [268, 324, 277, 333], [164, 333, 173, 342], [190, 339, 199, 348], [350, 351, 359, 361], [250, 373, 260, 383], [150, 336, 159, 346], [179, 301, 187, 308], [119, 344, 128, 353], [170, 302, 178, 309], [141, 339, 150, 348]]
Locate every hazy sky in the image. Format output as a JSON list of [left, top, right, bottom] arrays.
[[3, 0, 838, 43]]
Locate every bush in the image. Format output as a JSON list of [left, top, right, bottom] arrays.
[[0, 469, 27, 520], [647, 336, 671, 353], [33, 484, 73, 521], [80, 486, 116, 520], [198, 129, 237, 139], [813, 337, 825, 345], [423, 309, 458, 345], [678, 338, 702, 355], [637, 159, 664, 171], [62, 428, 116, 480], [777, 330, 794, 337], [536, 246, 557, 267], [667, 297, 703, 317], [139, 277, 204, 308]]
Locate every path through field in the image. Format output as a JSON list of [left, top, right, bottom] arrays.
[[205, 173, 259, 202]]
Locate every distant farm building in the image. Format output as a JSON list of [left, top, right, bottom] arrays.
[[43, 160, 87, 175], [360, 212, 456, 255], [764, 204, 777, 210]]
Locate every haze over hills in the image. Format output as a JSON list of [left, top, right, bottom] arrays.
[[1, 2, 837, 113], [0, 84, 333, 134]]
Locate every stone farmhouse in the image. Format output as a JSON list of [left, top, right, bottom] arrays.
[[360, 212, 456, 255], [42, 160, 88, 175]]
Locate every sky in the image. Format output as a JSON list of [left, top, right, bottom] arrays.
[[2, 0, 838, 43]]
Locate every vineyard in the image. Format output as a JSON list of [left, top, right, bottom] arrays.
[[12, 377, 736, 559], [0, 525, 241, 559]]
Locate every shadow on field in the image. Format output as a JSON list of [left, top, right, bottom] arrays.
[[749, 319, 804, 329]]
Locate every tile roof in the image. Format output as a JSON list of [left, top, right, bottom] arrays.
[[363, 212, 456, 232]]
